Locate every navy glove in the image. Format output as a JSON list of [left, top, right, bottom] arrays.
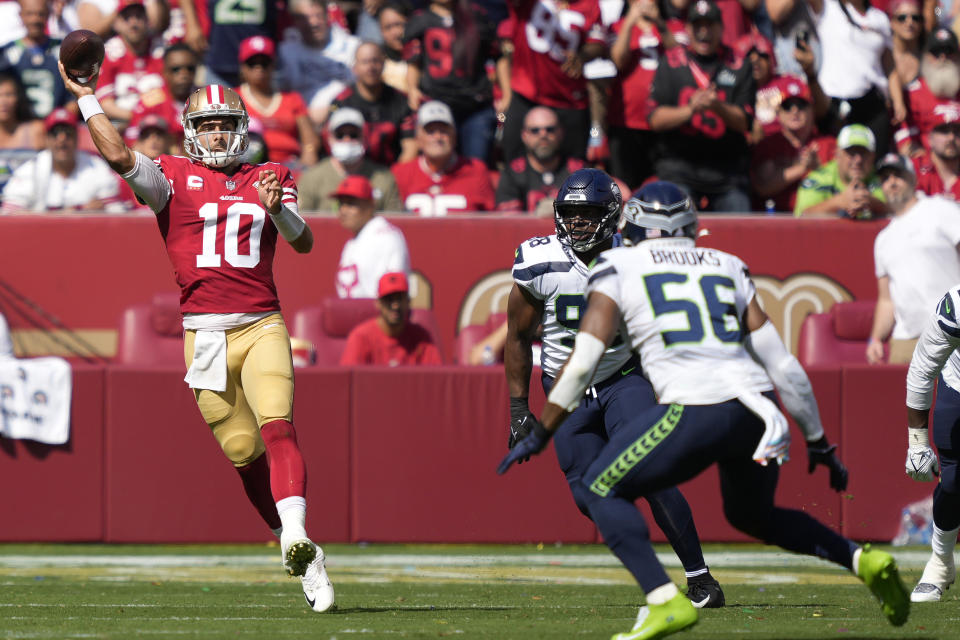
[[806, 437, 848, 492], [509, 397, 536, 463], [497, 420, 552, 474]]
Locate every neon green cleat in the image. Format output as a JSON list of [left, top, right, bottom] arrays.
[[612, 591, 698, 640], [857, 545, 910, 626]]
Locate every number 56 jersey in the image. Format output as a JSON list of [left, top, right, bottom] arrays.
[[586, 237, 773, 405], [147, 154, 296, 314], [512, 233, 631, 382]]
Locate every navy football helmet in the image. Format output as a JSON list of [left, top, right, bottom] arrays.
[[553, 168, 622, 252], [620, 181, 698, 246]]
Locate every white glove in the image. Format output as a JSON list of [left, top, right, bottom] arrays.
[[740, 392, 791, 466], [906, 427, 940, 481]]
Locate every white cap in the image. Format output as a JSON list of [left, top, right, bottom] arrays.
[[417, 100, 455, 128], [327, 107, 365, 133]]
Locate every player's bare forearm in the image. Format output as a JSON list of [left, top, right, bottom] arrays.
[[540, 401, 571, 433], [57, 61, 135, 174], [908, 406, 930, 429], [289, 224, 314, 253], [505, 284, 542, 398]]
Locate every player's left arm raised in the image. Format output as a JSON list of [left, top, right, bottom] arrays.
[[497, 289, 620, 474], [742, 295, 848, 491], [259, 169, 313, 254]]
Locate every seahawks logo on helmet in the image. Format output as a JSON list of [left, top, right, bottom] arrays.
[[620, 181, 698, 246], [553, 168, 622, 253]]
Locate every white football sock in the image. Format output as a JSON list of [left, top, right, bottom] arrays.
[[276, 496, 307, 541], [852, 547, 863, 576], [932, 524, 960, 559], [646, 582, 679, 605]]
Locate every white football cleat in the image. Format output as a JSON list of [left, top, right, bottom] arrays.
[[301, 547, 336, 612], [911, 553, 955, 602], [281, 537, 317, 577]]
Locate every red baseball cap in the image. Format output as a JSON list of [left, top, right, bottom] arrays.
[[117, 0, 145, 12], [330, 175, 374, 201], [44, 108, 78, 131], [238, 36, 276, 63], [378, 272, 409, 298], [777, 76, 813, 104], [932, 102, 960, 127]]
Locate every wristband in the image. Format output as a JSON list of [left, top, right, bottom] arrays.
[[269, 204, 306, 242], [78, 94, 104, 121], [908, 427, 930, 448]]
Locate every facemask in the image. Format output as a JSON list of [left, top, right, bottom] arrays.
[[330, 140, 364, 164]]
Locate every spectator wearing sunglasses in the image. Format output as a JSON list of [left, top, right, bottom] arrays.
[[298, 107, 401, 213], [236, 36, 320, 167], [127, 43, 198, 154], [751, 77, 837, 212], [496, 106, 584, 214], [897, 27, 960, 156], [889, 0, 925, 88]]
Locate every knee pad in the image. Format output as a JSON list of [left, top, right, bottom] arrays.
[[723, 499, 771, 540], [218, 430, 265, 467]]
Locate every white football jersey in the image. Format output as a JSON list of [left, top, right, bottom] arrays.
[[906, 284, 960, 410], [586, 237, 773, 405], [513, 233, 631, 381]]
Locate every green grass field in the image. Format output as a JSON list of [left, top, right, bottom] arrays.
[[0, 543, 953, 639]]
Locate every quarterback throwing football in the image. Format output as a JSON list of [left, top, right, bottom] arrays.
[[59, 62, 335, 613]]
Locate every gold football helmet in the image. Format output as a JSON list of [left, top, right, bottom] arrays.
[[182, 85, 249, 168]]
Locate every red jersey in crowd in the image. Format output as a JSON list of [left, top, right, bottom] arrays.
[[750, 132, 836, 211], [330, 85, 415, 165], [126, 84, 186, 143], [391, 155, 495, 215], [913, 152, 960, 200], [607, 20, 681, 130], [154, 155, 297, 313], [897, 77, 960, 152], [340, 318, 442, 366], [505, 0, 605, 110], [96, 36, 165, 114], [237, 87, 309, 163]]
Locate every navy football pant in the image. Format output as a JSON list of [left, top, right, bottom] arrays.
[[544, 365, 708, 577], [931, 377, 960, 531], [583, 398, 858, 593]]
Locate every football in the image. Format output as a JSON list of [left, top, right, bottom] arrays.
[[59, 29, 105, 83]]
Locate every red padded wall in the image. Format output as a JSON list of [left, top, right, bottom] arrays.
[[350, 367, 597, 543], [0, 365, 104, 541]]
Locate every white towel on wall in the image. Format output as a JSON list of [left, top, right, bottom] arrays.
[[0, 356, 72, 445], [184, 330, 228, 392]]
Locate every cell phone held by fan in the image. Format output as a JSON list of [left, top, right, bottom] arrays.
[[796, 29, 810, 49]]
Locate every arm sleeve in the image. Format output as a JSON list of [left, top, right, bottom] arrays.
[[906, 290, 960, 409], [745, 319, 825, 441], [120, 151, 171, 213]]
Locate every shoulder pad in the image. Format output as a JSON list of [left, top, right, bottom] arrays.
[[512, 235, 571, 282], [937, 290, 960, 338], [509, 156, 527, 173]]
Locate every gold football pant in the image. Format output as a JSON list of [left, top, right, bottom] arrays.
[[184, 313, 295, 467]]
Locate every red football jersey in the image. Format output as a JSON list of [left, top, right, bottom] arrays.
[[340, 318, 442, 366], [96, 36, 165, 114], [391, 156, 495, 215], [750, 132, 836, 211], [126, 84, 186, 143], [913, 152, 960, 200], [897, 77, 960, 152], [506, 0, 605, 109], [154, 155, 297, 313], [237, 87, 308, 163], [607, 21, 682, 130]]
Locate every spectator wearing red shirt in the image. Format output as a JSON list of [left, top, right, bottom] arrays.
[[608, 0, 680, 189], [340, 272, 443, 366], [913, 103, 960, 199], [126, 42, 198, 152], [898, 27, 960, 156], [751, 77, 837, 211], [95, 0, 165, 126], [498, 0, 607, 163], [391, 100, 496, 215], [236, 36, 320, 166]]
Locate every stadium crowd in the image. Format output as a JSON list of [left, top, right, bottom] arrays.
[[3, 0, 960, 215]]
